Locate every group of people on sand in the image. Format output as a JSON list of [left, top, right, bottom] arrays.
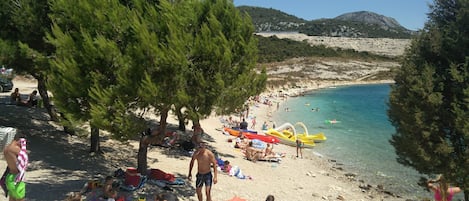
[[233, 132, 284, 162], [10, 88, 38, 107]]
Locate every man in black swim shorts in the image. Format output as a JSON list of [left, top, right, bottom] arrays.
[[196, 172, 213, 188], [188, 142, 218, 201]]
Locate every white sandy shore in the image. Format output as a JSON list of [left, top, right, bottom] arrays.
[[0, 77, 422, 201]]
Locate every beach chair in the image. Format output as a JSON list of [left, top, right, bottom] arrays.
[[0, 127, 16, 159]]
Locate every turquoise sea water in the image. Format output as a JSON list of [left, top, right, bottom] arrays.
[[272, 84, 429, 199]]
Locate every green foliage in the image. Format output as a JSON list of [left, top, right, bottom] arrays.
[[0, 0, 53, 76], [48, 0, 265, 140], [48, 0, 137, 139], [256, 35, 395, 63], [388, 0, 469, 190]]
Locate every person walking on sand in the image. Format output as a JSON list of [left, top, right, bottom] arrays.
[[427, 174, 461, 201], [2, 133, 28, 201], [250, 117, 256, 129], [188, 142, 218, 201]]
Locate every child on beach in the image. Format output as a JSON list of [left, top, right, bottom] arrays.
[[103, 176, 118, 200], [296, 139, 304, 158]]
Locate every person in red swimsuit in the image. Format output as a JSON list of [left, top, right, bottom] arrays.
[[427, 175, 462, 201]]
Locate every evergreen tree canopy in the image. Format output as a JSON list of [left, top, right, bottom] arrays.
[[47, 0, 265, 141], [388, 0, 469, 196]]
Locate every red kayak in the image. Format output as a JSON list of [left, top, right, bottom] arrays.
[[223, 127, 280, 144]]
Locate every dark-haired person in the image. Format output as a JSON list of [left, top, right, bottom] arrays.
[[26, 90, 38, 107], [10, 88, 21, 105], [265, 195, 275, 201], [239, 118, 248, 130], [2, 133, 28, 201], [188, 142, 217, 201]]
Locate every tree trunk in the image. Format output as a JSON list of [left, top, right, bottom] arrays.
[[159, 108, 169, 135], [464, 189, 468, 201], [176, 107, 186, 131], [35, 75, 59, 121], [137, 136, 148, 174], [89, 126, 100, 153]]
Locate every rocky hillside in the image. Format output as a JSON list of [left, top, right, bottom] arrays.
[[237, 6, 416, 38], [335, 11, 403, 30], [255, 33, 408, 89]]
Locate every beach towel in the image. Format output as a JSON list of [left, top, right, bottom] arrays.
[[228, 166, 249, 179], [15, 138, 28, 183], [120, 176, 147, 192], [149, 169, 175, 182], [148, 178, 185, 186]]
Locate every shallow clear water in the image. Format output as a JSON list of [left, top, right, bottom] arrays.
[[272, 84, 429, 199]]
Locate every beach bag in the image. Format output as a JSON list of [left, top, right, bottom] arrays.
[[150, 169, 175, 182]]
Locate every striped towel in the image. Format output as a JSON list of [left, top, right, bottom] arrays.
[[15, 138, 28, 183]]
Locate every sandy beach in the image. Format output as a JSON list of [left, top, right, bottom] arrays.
[[0, 76, 419, 201]]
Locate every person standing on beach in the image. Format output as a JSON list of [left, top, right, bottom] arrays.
[[188, 142, 218, 201], [261, 121, 268, 130], [239, 118, 248, 130], [250, 117, 256, 129], [191, 124, 204, 149], [2, 133, 28, 201], [427, 175, 461, 201], [296, 139, 303, 158]]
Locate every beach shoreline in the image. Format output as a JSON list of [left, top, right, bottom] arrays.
[[0, 77, 420, 201]]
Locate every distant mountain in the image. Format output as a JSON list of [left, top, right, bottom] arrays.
[[237, 6, 416, 39], [335, 11, 403, 30]]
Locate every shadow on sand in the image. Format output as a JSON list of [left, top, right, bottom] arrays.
[[0, 94, 214, 200]]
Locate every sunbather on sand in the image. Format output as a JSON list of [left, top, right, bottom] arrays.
[[245, 141, 264, 162], [234, 136, 249, 149], [222, 161, 251, 180]]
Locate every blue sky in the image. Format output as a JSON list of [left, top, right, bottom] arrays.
[[233, 0, 433, 31]]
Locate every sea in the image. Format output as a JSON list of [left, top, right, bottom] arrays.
[[270, 84, 433, 200]]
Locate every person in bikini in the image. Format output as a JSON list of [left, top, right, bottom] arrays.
[[427, 174, 461, 201], [188, 142, 217, 201]]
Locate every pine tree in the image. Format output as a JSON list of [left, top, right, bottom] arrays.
[[388, 0, 469, 198], [0, 0, 59, 122], [48, 0, 132, 153]]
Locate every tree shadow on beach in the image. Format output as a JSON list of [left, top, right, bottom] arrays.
[[0, 94, 213, 200]]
